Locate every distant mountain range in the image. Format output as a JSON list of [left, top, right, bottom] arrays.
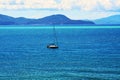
[[94, 15, 120, 25], [0, 14, 94, 25], [0, 14, 120, 26]]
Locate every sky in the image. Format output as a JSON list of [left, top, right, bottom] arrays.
[[0, 0, 120, 20]]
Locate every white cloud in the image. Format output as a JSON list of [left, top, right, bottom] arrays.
[[99, 0, 114, 10], [115, 0, 120, 8], [0, 0, 120, 12], [74, 0, 98, 11], [0, 0, 58, 9], [58, 0, 75, 10]]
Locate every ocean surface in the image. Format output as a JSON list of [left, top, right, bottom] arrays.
[[0, 26, 120, 80]]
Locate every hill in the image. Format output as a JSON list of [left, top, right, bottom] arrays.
[[0, 14, 95, 25], [94, 15, 120, 25]]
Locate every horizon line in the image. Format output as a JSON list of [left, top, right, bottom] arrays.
[[0, 26, 120, 29]]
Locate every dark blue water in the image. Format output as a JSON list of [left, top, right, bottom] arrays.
[[0, 27, 120, 80]]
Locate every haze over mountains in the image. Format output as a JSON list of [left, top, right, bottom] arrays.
[[0, 14, 120, 25], [94, 15, 120, 25]]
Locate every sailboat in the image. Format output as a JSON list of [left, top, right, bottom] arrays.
[[47, 25, 59, 49]]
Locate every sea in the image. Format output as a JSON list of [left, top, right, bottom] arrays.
[[0, 26, 120, 80]]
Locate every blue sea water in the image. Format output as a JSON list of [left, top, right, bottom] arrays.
[[0, 26, 120, 80]]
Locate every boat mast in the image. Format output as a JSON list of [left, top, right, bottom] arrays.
[[53, 25, 58, 45]]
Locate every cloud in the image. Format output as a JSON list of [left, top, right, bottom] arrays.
[[0, 0, 57, 9], [0, 0, 120, 12], [74, 0, 120, 11], [74, 0, 98, 11], [115, 0, 120, 9]]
